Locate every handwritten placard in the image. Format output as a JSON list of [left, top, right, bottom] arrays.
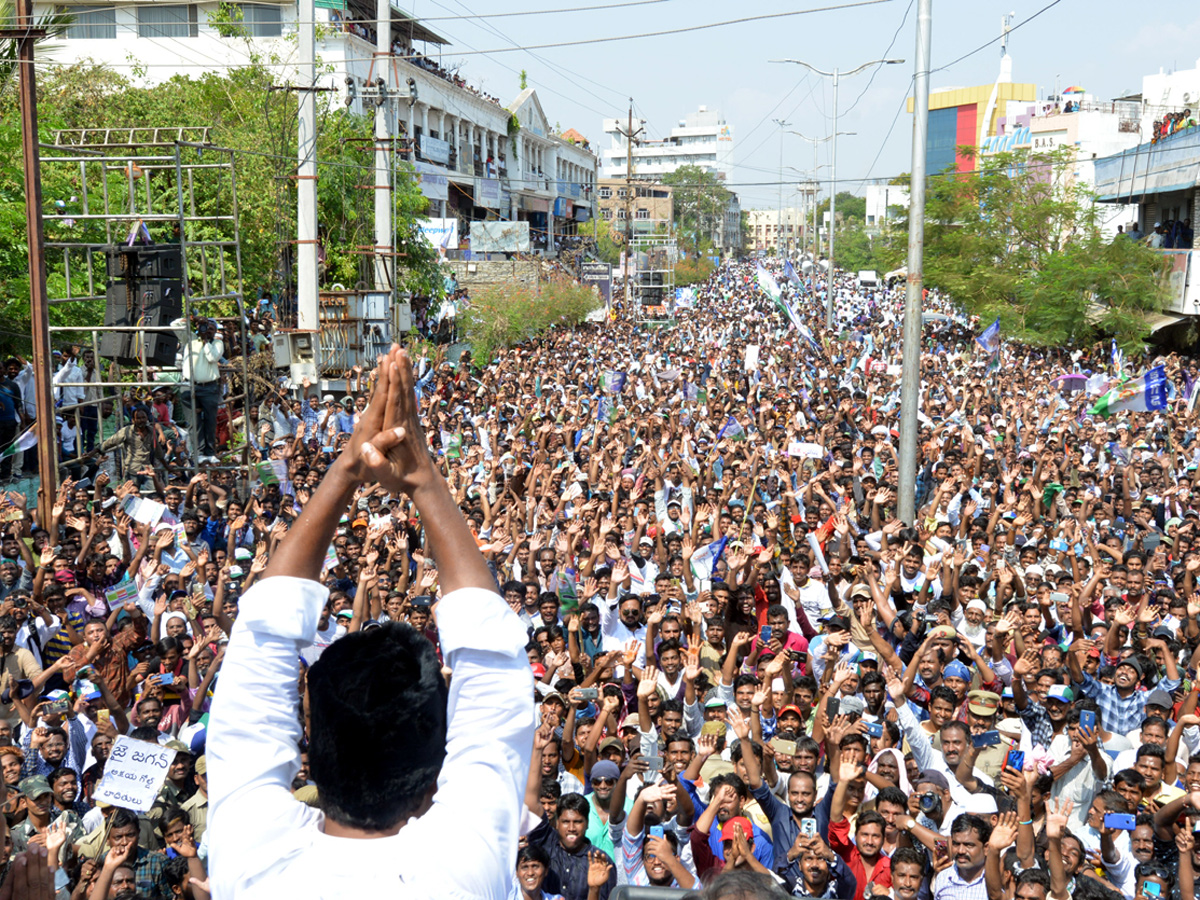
[[93, 735, 173, 813]]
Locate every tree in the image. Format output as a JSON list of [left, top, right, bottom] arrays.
[[660, 165, 731, 254], [903, 146, 1169, 349], [584, 215, 623, 267], [0, 59, 441, 351], [817, 191, 867, 228]]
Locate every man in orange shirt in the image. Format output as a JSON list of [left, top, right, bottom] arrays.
[[61, 607, 148, 708]]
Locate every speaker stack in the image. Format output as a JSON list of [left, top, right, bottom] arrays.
[[101, 245, 184, 366]]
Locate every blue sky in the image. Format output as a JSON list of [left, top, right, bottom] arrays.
[[401, 0, 1200, 208]]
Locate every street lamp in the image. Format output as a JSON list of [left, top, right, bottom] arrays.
[[788, 133, 851, 276], [771, 57, 904, 327], [773, 118, 791, 260], [786, 163, 829, 264]]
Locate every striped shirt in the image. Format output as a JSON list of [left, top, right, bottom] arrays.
[[932, 864, 989, 900], [42, 611, 86, 666]]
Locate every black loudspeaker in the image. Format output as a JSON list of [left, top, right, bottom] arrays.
[[104, 245, 183, 280], [101, 280, 182, 366]]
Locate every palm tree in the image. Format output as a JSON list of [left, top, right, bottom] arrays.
[[0, 0, 72, 93]]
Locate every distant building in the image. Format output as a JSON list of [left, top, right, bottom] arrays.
[[600, 106, 734, 181], [42, 1, 597, 247], [864, 183, 909, 233], [597, 180, 672, 234], [745, 207, 810, 256]]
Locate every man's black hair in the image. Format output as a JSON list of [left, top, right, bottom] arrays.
[[1135, 743, 1166, 763], [129, 726, 160, 743], [730, 738, 763, 765], [929, 685, 958, 708], [307, 621, 448, 830], [950, 812, 993, 846], [699, 869, 791, 899], [109, 807, 140, 832], [892, 846, 925, 870], [876, 786, 908, 809], [556, 792, 590, 819], [709, 772, 748, 800], [47, 766, 75, 788], [517, 843, 552, 868]]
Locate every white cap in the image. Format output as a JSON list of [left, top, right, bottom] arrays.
[[966, 598, 988, 614]]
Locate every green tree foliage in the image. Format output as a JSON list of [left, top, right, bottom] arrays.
[[459, 277, 599, 363], [582, 215, 623, 266], [0, 59, 441, 351], [660, 165, 731, 254], [902, 146, 1169, 349], [817, 191, 866, 226], [675, 257, 715, 286]]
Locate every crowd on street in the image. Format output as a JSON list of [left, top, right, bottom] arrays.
[[1, 255, 1200, 900]]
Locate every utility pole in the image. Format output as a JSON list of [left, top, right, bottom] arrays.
[[373, 0, 394, 298], [8, 0, 57, 526], [774, 119, 790, 259], [828, 68, 839, 329], [614, 99, 643, 310], [296, 0, 319, 331], [898, 0, 933, 525]]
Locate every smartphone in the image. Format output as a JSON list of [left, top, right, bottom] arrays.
[[97, 709, 110, 723], [644, 756, 663, 772], [770, 738, 798, 757], [1050, 591, 1069, 605], [865, 721, 883, 738], [760, 625, 773, 644], [800, 818, 818, 837], [1105, 812, 1137, 831], [972, 730, 1000, 748], [1079, 710, 1096, 733], [159, 673, 174, 687], [1005, 749, 1025, 772], [45, 698, 69, 716], [1143, 882, 1162, 898], [1050, 538, 1070, 553], [649, 825, 665, 840], [934, 838, 949, 858], [577, 688, 598, 701], [826, 697, 840, 719]]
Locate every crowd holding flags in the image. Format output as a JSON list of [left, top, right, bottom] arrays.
[[1089, 365, 1169, 417], [717, 415, 746, 442], [600, 370, 626, 393], [975, 317, 1002, 374]]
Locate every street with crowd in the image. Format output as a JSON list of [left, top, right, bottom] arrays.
[[0, 257, 1197, 900]]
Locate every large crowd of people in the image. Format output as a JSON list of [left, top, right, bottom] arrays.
[[0, 256, 1199, 900]]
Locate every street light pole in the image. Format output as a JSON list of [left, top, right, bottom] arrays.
[[770, 57, 904, 327], [773, 119, 790, 259], [898, 0, 933, 525]]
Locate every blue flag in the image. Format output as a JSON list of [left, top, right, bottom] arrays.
[[784, 259, 802, 287], [976, 317, 1001, 355]]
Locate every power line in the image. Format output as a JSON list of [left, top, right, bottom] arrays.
[[396, 1, 896, 55], [415, 0, 678, 20], [839, 0, 913, 117], [931, 0, 1068, 74]]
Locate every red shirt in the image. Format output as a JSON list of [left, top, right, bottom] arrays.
[[828, 817, 893, 900]]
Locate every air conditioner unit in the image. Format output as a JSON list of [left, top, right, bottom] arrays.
[[1185, 92, 1194, 104]]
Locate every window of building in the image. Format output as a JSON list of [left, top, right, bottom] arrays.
[[601, 209, 613, 220], [636, 208, 649, 219], [235, 4, 283, 37], [617, 188, 628, 198], [64, 5, 116, 39], [137, 4, 198, 38], [599, 187, 611, 199], [617, 209, 626, 219]]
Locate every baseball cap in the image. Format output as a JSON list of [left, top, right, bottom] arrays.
[[820, 613, 850, 631], [1145, 689, 1173, 710], [18, 776, 50, 799], [1046, 684, 1074, 704], [620, 714, 641, 732], [598, 737, 624, 754], [195, 755, 207, 775], [915, 770, 950, 791], [1116, 657, 1143, 679], [778, 704, 804, 721], [721, 816, 754, 843]]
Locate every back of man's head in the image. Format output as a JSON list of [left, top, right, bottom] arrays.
[[307, 621, 447, 830]]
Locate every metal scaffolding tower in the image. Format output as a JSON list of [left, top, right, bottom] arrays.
[[40, 129, 252, 479]]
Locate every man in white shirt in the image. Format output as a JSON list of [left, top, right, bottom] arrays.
[[172, 317, 224, 464], [207, 347, 535, 899]]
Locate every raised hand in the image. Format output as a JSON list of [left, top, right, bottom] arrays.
[[586, 850, 613, 888], [988, 810, 1019, 851]]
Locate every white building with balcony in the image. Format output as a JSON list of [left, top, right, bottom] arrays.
[[40, 0, 597, 249], [600, 106, 734, 181]]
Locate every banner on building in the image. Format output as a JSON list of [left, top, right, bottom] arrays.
[[420, 135, 451, 166], [415, 163, 448, 202], [470, 221, 531, 253], [476, 177, 501, 209], [419, 218, 459, 250]]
